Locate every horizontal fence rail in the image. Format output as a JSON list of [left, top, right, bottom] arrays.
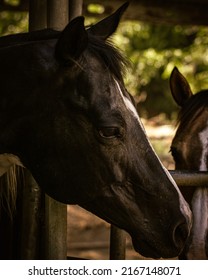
[[169, 170, 208, 187]]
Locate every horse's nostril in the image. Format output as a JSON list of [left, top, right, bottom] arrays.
[[173, 222, 189, 250]]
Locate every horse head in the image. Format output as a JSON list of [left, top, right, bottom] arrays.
[[0, 4, 192, 258]]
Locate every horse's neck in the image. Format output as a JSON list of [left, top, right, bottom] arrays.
[[0, 29, 60, 49]]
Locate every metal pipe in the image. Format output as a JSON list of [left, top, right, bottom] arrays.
[[20, 169, 42, 259], [44, 0, 69, 260], [110, 225, 126, 259], [169, 170, 208, 187], [69, 0, 83, 20], [45, 195, 67, 259], [47, 0, 69, 30], [29, 0, 47, 31]]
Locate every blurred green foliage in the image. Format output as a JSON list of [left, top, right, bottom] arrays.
[[0, 0, 27, 35], [1, 3, 208, 120], [113, 21, 208, 119], [0, 11, 27, 34]]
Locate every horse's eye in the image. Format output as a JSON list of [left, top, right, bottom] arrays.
[[98, 127, 121, 139]]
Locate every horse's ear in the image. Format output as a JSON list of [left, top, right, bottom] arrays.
[[170, 67, 193, 106], [88, 2, 129, 40], [55, 16, 88, 64]]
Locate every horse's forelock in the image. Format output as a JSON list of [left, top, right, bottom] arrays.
[[86, 34, 129, 82]]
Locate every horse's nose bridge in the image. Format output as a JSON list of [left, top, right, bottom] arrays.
[[160, 176, 192, 252], [179, 195, 193, 230], [172, 180, 192, 229], [163, 166, 192, 229], [128, 128, 193, 230], [148, 159, 193, 233]]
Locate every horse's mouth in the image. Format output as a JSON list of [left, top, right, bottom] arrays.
[[132, 238, 162, 259]]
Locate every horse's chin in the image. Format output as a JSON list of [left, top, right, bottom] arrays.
[[131, 237, 180, 259], [132, 238, 161, 259]]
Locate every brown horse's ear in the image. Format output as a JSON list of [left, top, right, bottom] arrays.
[[88, 2, 129, 40], [170, 67, 193, 106], [55, 16, 88, 64]]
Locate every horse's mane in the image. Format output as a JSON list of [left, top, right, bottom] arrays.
[[87, 34, 129, 82], [0, 28, 128, 82], [177, 90, 208, 128], [0, 30, 59, 218], [0, 166, 22, 219], [0, 29, 60, 48]]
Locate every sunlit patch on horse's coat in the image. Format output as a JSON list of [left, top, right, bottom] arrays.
[[115, 78, 192, 221], [199, 121, 208, 171], [188, 188, 208, 259], [114, 79, 140, 122]]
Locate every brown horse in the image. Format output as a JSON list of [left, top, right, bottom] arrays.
[[170, 66, 208, 259]]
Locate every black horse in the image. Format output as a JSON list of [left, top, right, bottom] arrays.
[[0, 3, 191, 259], [170, 66, 208, 259]]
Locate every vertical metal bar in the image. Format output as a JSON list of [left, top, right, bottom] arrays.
[[69, 0, 83, 20], [62, 0, 83, 260], [44, 0, 69, 260], [20, 169, 43, 259], [47, 0, 69, 30], [45, 196, 67, 259], [110, 225, 126, 259], [29, 0, 47, 31]]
